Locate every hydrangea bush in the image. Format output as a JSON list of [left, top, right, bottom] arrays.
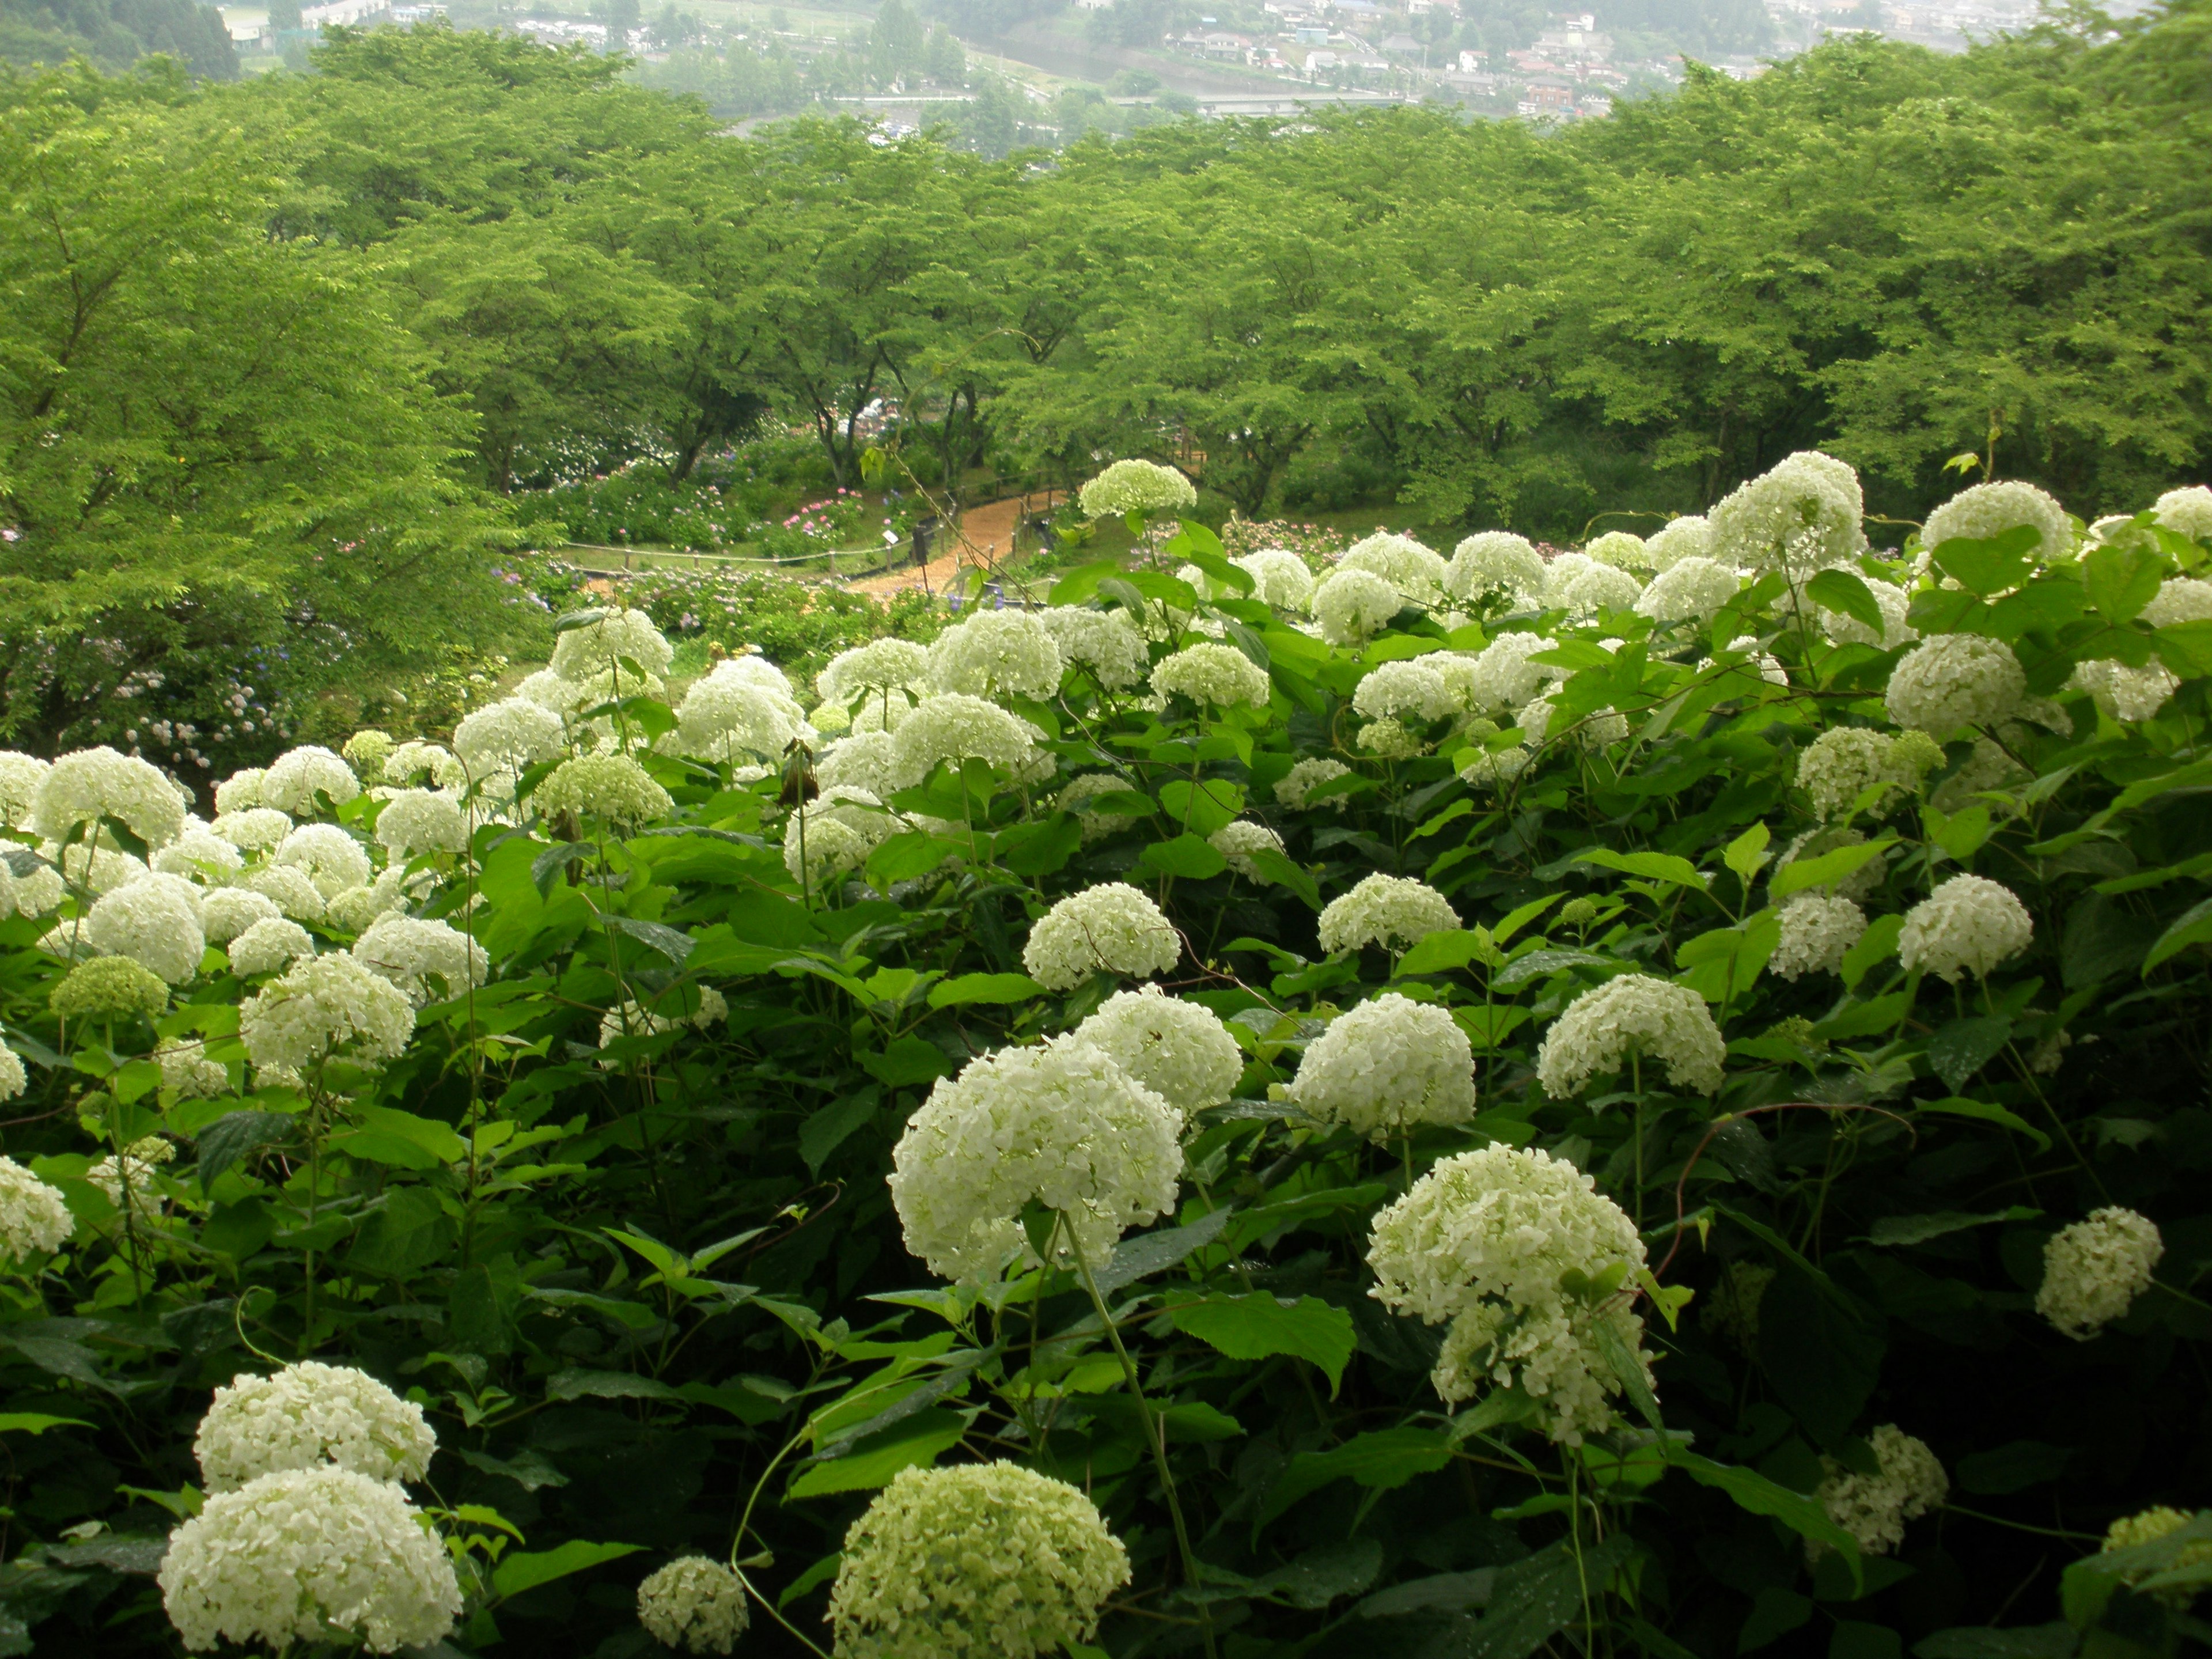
[[0, 461, 2210, 1657]]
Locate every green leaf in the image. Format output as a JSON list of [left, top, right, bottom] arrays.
[[798, 1088, 881, 1173], [546, 1369, 684, 1403], [863, 831, 964, 887], [1772, 839, 1892, 902], [2154, 618, 2212, 677], [1913, 1626, 2077, 1659], [531, 840, 589, 896], [1724, 821, 1773, 884], [927, 973, 1045, 1009], [1137, 834, 1228, 880], [1261, 1427, 1455, 1523], [1395, 929, 1498, 978], [787, 1408, 967, 1498], [1464, 1537, 1634, 1659], [1047, 561, 1123, 607], [1675, 910, 1782, 1005], [346, 1187, 456, 1278], [1589, 1315, 1661, 1431], [2145, 897, 2212, 974], [1740, 1587, 1815, 1653], [1867, 1208, 2037, 1247], [1919, 1096, 2052, 1155], [192, 1111, 293, 1184], [856, 1036, 949, 1089], [2062, 1514, 2212, 1629], [1665, 1449, 1864, 1582], [1573, 847, 1711, 893], [1756, 1267, 1885, 1446], [1926, 1017, 2012, 1091], [1808, 570, 1887, 637], [1956, 1441, 2070, 1495], [1171, 1294, 1355, 1393], [0, 1414, 90, 1435], [1931, 526, 2041, 596], [604, 915, 694, 966], [490, 1539, 644, 1602], [1094, 1206, 1236, 1296], [330, 1105, 468, 1170], [777, 1552, 843, 1610], [1840, 913, 1906, 989], [2085, 539, 2166, 626], [1157, 778, 1244, 838], [1247, 848, 1321, 909]]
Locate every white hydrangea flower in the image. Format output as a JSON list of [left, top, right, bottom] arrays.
[[244, 865, 327, 922], [1537, 973, 1726, 1096], [228, 917, 315, 978], [342, 729, 395, 778], [2153, 485, 2212, 541], [885, 694, 1051, 793], [1459, 741, 1533, 789], [1644, 515, 1714, 570], [1235, 547, 1316, 610], [260, 747, 363, 817], [327, 869, 413, 935], [1797, 726, 1929, 820], [815, 731, 900, 798], [1368, 1145, 1651, 1443], [1635, 556, 1741, 624], [213, 768, 267, 814], [783, 787, 898, 888], [85, 878, 206, 984], [1520, 695, 1626, 749], [1037, 607, 1149, 692], [44, 837, 145, 895], [352, 916, 487, 1006], [1585, 529, 1654, 571], [5, 861, 63, 919], [1079, 459, 1195, 520], [1357, 717, 1426, 759], [1708, 450, 1866, 579], [1547, 558, 1642, 618], [199, 887, 283, 945], [889, 1034, 1182, 1280], [830, 1462, 1131, 1659], [1819, 576, 1918, 649], [0, 1042, 23, 1102], [1340, 531, 1451, 605], [0, 1156, 74, 1261], [211, 806, 291, 852], [1288, 993, 1475, 1140], [638, 1556, 749, 1654], [153, 828, 244, 885], [89, 1134, 174, 1218], [1054, 774, 1138, 844], [1317, 873, 1459, 956], [927, 609, 1063, 703], [1899, 873, 2032, 982], [239, 954, 416, 1074], [819, 637, 930, 706], [0, 751, 51, 828], [274, 823, 372, 899], [2141, 577, 2212, 629], [1152, 642, 1270, 709], [373, 790, 466, 861], [194, 1359, 437, 1494], [550, 607, 675, 682], [158, 1465, 461, 1654], [1312, 568, 1404, 646], [1770, 895, 1867, 980], [1695, 636, 1787, 688], [1275, 757, 1352, 810], [1209, 819, 1285, 880], [1813, 1425, 1948, 1559], [2069, 657, 2178, 722], [31, 746, 186, 848], [1021, 884, 1180, 991], [1074, 984, 1243, 1113], [381, 742, 465, 791], [156, 1038, 230, 1100], [1885, 634, 2026, 735], [453, 698, 567, 775], [598, 987, 727, 1050], [1465, 631, 1562, 714], [1353, 659, 1455, 724], [534, 753, 673, 830], [671, 674, 807, 764], [1924, 480, 2071, 562], [2036, 1207, 2162, 1340], [1448, 532, 1547, 605]]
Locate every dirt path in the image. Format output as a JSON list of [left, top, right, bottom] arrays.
[[846, 496, 1030, 599]]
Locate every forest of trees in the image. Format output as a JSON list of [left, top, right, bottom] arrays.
[[2, 7, 2209, 749], [0, 0, 232, 75]]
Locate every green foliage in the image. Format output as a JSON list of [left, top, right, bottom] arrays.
[[0, 0, 234, 78]]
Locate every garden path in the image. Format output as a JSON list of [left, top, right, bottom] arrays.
[[844, 495, 1027, 597]]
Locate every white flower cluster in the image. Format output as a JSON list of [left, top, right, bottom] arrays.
[[261, 747, 363, 818], [1317, 873, 1459, 956], [2154, 485, 2212, 540], [1585, 529, 1654, 571], [1635, 556, 1741, 624], [1153, 642, 1270, 709], [1021, 883, 1181, 991], [1769, 895, 1868, 980], [1707, 450, 1866, 579], [1819, 576, 1916, 650], [1813, 1425, 1948, 1559], [1078, 459, 1195, 520], [2069, 656, 2178, 722], [1448, 532, 1547, 605], [374, 789, 467, 860], [239, 953, 417, 1074], [1288, 993, 1475, 1140], [1546, 555, 1642, 618], [154, 828, 244, 883], [929, 609, 1063, 702], [1537, 973, 1726, 1097], [886, 694, 1050, 791], [1209, 818, 1285, 879], [352, 916, 487, 1006], [31, 746, 186, 848], [1353, 659, 1455, 724], [213, 806, 291, 853], [1340, 531, 1451, 605], [1037, 606, 1149, 691], [1367, 1145, 1652, 1443], [229, 918, 315, 977], [275, 823, 373, 897], [1644, 516, 1713, 569], [194, 1361, 437, 1494], [671, 671, 807, 764], [1923, 480, 2071, 560], [1312, 568, 1404, 646], [1464, 631, 1561, 714], [383, 741, 465, 790], [534, 753, 674, 830], [637, 1557, 749, 1654], [820, 637, 930, 707], [157, 1037, 230, 1099], [1074, 984, 1243, 1112], [2036, 1206, 2162, 1340], [453, 696, 566, 777], [888, 1033, 1183, 1280], [550, 607, 676, 682], [1797, 725, 1934, 821], [1898, 873, 2032, 982], [0, 751, 50, 828], [599, 987, 728, 1049], [829, 1461, 1131, 1659], [1236, 547, 1316, 609], [85, 878, 206, 984], [89, 1134, 175, 1218], [0, 1156, 74, 1262], [158, 1466, 461, 1654], [2143, 577, 2212, 629], [1884, 634, 2025, 736], [784, 787, 896, 888], [200, 887, 283, 945], [1275, 757, 1351, 810]]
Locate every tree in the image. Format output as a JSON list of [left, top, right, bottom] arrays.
[[601, 0, 641, 47], [869, 0, 923, 81], [923, 18, 961, 81]]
